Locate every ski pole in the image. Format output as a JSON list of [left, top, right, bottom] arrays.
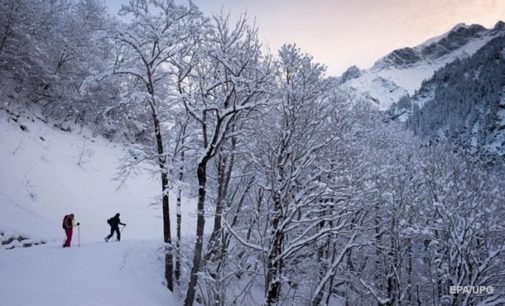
[[113, 225, 125, 242], [77, 223, 81, 247]]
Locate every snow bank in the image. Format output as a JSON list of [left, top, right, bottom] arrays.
[[0, 240, 178, 306]]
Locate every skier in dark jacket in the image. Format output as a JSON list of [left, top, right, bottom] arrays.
[[105, 213, 126, 242]]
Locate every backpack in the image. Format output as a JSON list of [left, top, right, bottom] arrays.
[[107, 217, 113, 226], [62, 215, 69, 229]]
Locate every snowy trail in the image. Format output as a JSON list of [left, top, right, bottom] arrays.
[[0, 240, 178, 306], [0, 111, 202, 305]]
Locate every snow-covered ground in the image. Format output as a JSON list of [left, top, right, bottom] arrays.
[[0, 111, 199, 305], [0, 240, 178, 306], [0, 112, 197, 243]]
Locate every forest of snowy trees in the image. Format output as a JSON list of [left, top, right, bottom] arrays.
[[1, 0, 504, 305], [391, 35, 505, 167]]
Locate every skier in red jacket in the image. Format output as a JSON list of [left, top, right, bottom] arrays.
[[62, 214, 79, 247]]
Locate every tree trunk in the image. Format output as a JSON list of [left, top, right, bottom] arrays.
[[175, 146, 184, 283], [0, 1, 18, 57], [184, 160, 208, 306], [205, 155, 226, 262], [313, 207, 329, 305], [407, 237, 413, 305], [374, 202, 383, 306], [265, 193, 284, 305], [152, 110, 173, 291], [266, 231, 284, 305], [206, 147, 234, 262], [386, 214, 399, 306], [325, 240, 339, 305]]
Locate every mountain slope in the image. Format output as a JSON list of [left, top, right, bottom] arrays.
[[338, 21, 505, 110], [392, 35, 505, 162], [0, 110, 198, 246], [0, 109, 204, 304]]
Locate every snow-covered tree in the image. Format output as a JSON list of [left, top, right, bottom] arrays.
[[0, 0, 114, 125], [113, 0, 204, 291], [179, 14, 273, 306]]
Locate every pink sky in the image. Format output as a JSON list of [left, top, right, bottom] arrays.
[[107, 0, 505, 75]]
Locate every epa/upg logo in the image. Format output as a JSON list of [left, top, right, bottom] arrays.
[[449, 286, 494, 295]]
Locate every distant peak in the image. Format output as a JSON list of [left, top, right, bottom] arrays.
[[339, 65, 361, 83], [450, 23, 468, 31], [448, 22, 487, 32], [372, 22, 492, 70], [374, 47, 422, 69], [344, 65, 360, 75], [493, 20, 505, 31]]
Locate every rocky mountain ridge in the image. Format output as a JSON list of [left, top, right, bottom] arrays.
[[338, 21, 505, 110]]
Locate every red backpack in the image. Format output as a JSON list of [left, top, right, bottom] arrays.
[[62, 215, 69, 229]]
